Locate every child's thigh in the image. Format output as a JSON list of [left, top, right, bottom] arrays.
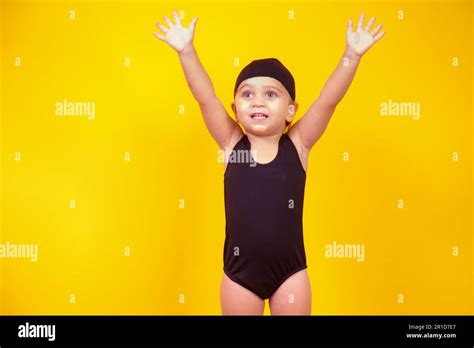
[[220, 273, 265, 315], [269, 269, 311, 315]]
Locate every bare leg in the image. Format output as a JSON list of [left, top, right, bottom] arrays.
[[220, 273, 265, 315], [269, 269, 311, 315]]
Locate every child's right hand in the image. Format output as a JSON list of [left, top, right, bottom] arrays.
[[154, 10, 198, 55]]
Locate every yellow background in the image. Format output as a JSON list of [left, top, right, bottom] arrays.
[[1, 0, 472, 315]]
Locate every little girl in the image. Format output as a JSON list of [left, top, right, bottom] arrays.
[[154, 10, 384, 315]]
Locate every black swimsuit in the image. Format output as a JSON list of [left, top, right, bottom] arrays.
[[223, 133, 307, 300]]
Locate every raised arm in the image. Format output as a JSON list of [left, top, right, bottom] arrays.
[[289, 13, 385, 151], [154, 10, 241, 149]]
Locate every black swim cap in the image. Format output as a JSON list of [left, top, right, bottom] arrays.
[[234, 58, 295, 101]]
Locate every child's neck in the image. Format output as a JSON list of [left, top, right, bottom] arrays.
[[246, 132, 282, 147]]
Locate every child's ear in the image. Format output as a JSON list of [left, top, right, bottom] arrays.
[[231, 102, 240, 123], [286, 102, 298, 123], [293, 102, 299, 114]]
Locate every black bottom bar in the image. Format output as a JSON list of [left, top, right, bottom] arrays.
[[0, 315, 472, 345]]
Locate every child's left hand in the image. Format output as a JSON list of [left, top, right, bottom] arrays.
[[346, 13, 384, 59]]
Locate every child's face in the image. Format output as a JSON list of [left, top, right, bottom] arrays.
[[232, 76, 296, 135]]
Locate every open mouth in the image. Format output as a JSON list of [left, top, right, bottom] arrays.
[[250, 113, 269, 120]]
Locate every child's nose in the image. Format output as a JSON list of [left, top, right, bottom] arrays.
[[252, 95, 265, 107]]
